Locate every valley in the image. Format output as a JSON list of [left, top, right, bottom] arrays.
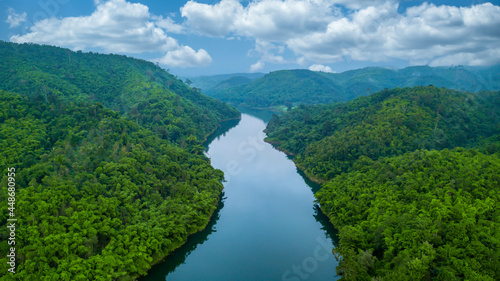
[[1, 41, 499, 281]]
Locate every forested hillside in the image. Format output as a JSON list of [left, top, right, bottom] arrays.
[[206, 65, 500, 108], [0, 41, 240, 144], [0, 42, 239, 280], [265, 86, 500, 280], [185, 72, 264, 92], [266, 86, 500, 182], [317, 149, 500, 280]]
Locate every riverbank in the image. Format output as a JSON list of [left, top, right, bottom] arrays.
[[134, 119, 240, 281], [133, 193, 223, 280], [141, 112, 340, 281], [201, 116, 242, 145], [263, 138, 327, 185]]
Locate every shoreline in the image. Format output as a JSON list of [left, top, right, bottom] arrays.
[[135, 118, 238, 280], [263, 138, 326, 185], [201, 116, 242, 145], [133, 195, 222, 280]]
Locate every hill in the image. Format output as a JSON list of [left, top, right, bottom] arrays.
[[317, 148, 500, 280], [185, 72, 265, 91], [207, 69, 344, 108], [266, 86, 500, 182], [0, 41, 239, 280], [265, 86, 500, 280], [0, 41, 240, 145], [207, 65, 500, 108]]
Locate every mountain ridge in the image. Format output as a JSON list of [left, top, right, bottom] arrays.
[[201, 65, 500, 108]]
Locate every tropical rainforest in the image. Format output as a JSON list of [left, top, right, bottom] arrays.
[[265, 86, 500, 280], [0, 41, 239, 280], [203, 65, 500, 108]]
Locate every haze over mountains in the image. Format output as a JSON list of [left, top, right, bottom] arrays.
[[191, 65, 500, 108]]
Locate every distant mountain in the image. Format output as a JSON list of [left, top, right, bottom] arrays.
[[185, 72, 265, 91], [209, 76, 253, 92], [206, 69, 344, 108], [206, 65, 500, 108]]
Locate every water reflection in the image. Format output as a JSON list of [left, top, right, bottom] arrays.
[[203, 118, 241, 148], [140, 195, 226, 280], [142, 108, 340, 281]]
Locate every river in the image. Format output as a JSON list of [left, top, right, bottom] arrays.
[[142, 109, 340, 281]]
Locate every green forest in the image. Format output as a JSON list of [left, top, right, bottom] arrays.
[[203, 65, 500, 108], [266, 86, 500, 280], [0, 42, 239, 280], [0, 41, 240, 145]]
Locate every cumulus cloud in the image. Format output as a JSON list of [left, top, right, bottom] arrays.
[[182, 0, 338, 41], [153, 15, 185, 34], [10, 0, 211, 68], [250, 61, 265, 72], [309, 64, 334, 73], [181, 0, 244, 37], [6, 8, 27, 28], [158, 46, 212, 68], [180, 0, 500, 67]]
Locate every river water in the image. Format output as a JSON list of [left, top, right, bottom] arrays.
[[143, 109, 340, 281]]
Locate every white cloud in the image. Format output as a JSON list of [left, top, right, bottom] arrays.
[[247, 40, 288, 71], [153, 15, 185, 34], [330, 0, 394, 10], [181, 0, 243, 37], [309, 64, 334, 73], [6, 8, 27, 28], [10, 0, 211, 68], [250, 61, 265, 72], [158, 46, 212, 68], [180, 0, 500, 67], [181, 0, 338, 41]]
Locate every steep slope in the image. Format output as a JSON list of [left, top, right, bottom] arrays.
[[0, 42, 239, 280], [0, 41, 240, 144], [0, 91, 225, 280], [266, 86, 500, 182], [265, 86, 500, 280]]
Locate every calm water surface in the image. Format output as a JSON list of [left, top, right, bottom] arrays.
[[143, 110, 340, 281]]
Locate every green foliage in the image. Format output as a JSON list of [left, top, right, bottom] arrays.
[[266, 86, 500, 280], [186, 72, 264, 91], [207, 65, 500, 108], [0, 91, 225, 280], [0, 41, 240, 145], [317, 149, 500, 281], [208, 69, 345, 107], [266, 86, 500, 181], [0, 42, 238, 280]]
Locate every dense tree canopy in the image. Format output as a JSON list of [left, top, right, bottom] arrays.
[[316, 149, 500, 280], [266, 86, 500, 280], [266, 86, 500, 182], [0, 42, 239, 280], [0, 91, 225, 280], [0, 41, 240, 145]]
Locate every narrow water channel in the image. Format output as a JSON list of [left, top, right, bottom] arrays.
[[143, 110, 340, 281]]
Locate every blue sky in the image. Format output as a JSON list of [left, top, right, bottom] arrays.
[[1, 0, 500, 76]]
